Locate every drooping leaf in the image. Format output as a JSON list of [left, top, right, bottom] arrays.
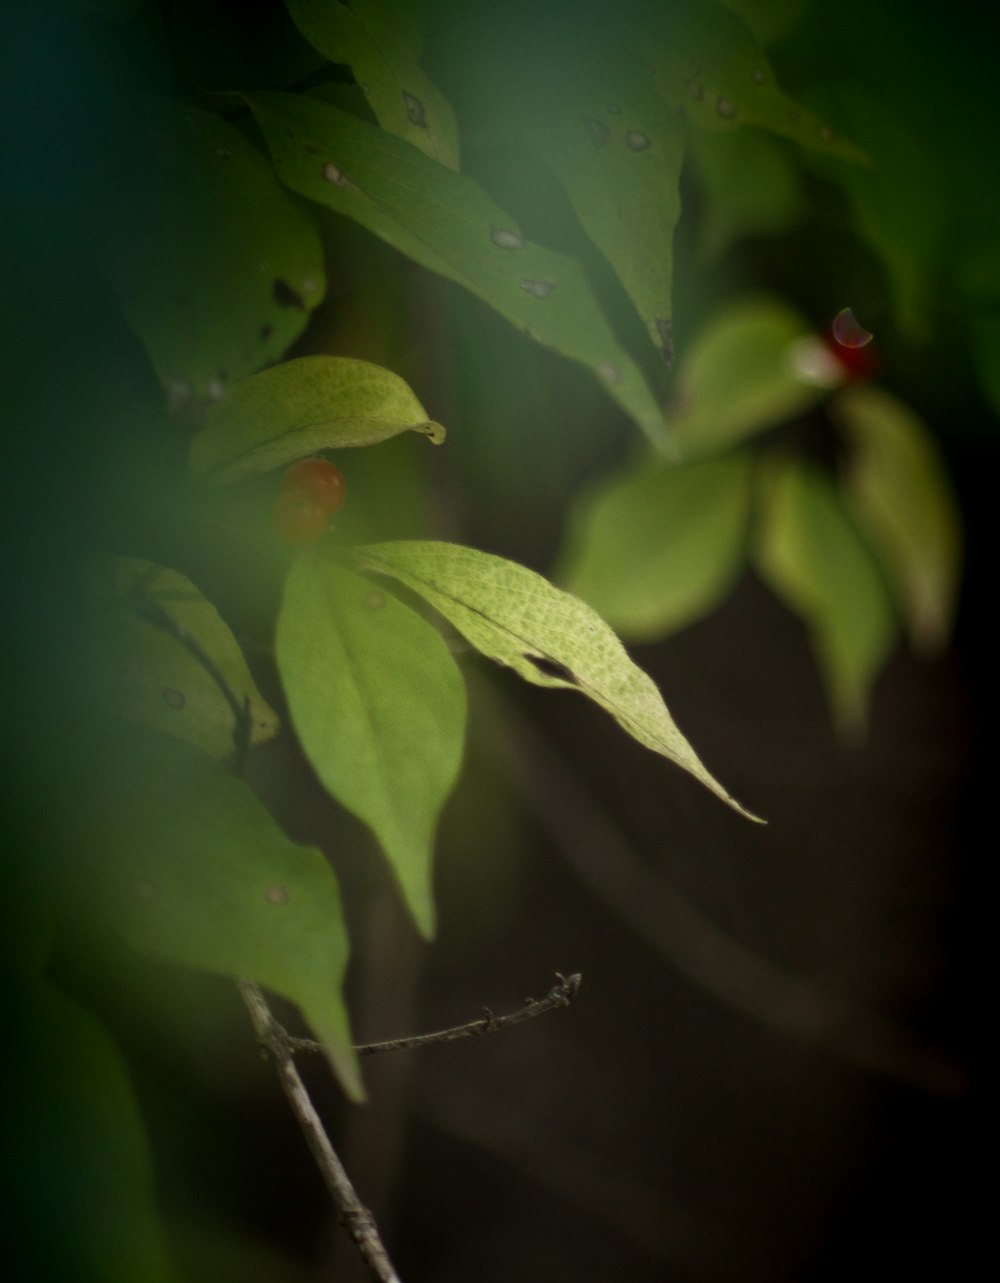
[[803, 87, 943, 341], [752, 458, 897, 734], [77, 728, 362, 1099], [276, 555, 467, 937], [9, 975, 178, 1282], [687, 125, 804, 261], [475, 6, 683, 360], [96, 103, 325, 400], [638, 0, 868, 163], [245, 91, 670, 447], [559, 452, 753, 640], [190, 355, 444, 484], [672, 295, 835, 459], [834, 385, 962, 655], [354, 540, 759, 819], [88, 557, 278, 759], [286, 0, 459, 168]]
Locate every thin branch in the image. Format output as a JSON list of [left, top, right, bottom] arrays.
[[238, 980, 404, 1283], [288, 972, 583, 1058]]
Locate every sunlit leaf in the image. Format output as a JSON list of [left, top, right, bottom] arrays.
[[97, 103, 325, 399], [9, 976, 178, 1282], [639, 0, 868, 163], [753, 458, 897, 734], [190, 355, 444, 483], [276, 555, 467, 937], [286, 0, 459, 168], [672, 295, 832, 459], [559, 452, 753, 640], [78, 729, 362, 1100], [834, 385, 962, 654], [354, 540, 760, 819], [245, 91, 670, 448], [687, 125, 804, 260], [88, 557, 278, 759]]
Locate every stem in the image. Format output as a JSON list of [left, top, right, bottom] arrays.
[[289, 972, 583, 1058], [238, 980, 404, 1283]]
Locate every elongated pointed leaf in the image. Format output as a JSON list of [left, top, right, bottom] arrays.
[[191, 355, 444, 483], [10, 977, 178, 1282], [245, 91, 670, 447], [672, 296, 834, 459], [96, 103, 325, 399], [559, 452, 753, 640], [354, 540, 759, 819], [639, 0, 868, 163], [753, 458, 897, 734], [276, 555, 467, 936], [834, 385, 962, 654], [89, 557, 278, 758], [79, 729, 362, 1099], [286, 0, 459, 168], [479, 7, 683, 360]]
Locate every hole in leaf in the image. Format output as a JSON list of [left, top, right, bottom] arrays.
[[523, 654, 577, 684]]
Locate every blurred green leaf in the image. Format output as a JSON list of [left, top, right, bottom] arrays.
[[753, 458, 897, 734], [190, 355, 444, 484], [687, 126, 804, 261], [245, 91, 670, 447], [834, 385, 962, 654], [672, 295, 833, 459], [478, 8, 683, 359], [89, 557, 279, 758], [559, 452, 753, 640], [355, 540, 760, 819], [97, 104, 325, 399], [276, 556, 467, 937], [9, 975, 177, 1282], [286, 0, 459, 167], [805, 87, 943, 341], [79, 730, 362, 1099], [640, 0, 867, 162]]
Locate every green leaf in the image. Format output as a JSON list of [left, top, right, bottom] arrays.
[[559, 452, 753, 640], [286, 0, 460, 168], [640, 0, 868, 163], [276, 555, 467, 937], [79, 730, 362, 1100], [672, 295, 834, 459], [97, 103, 325, 399], [88, 557, 279, 759], [9, 975, 178, 1282], [834, 385, 962, 655], [245, 91, 670, 448], [752, 458, 897, 734], [479, 9, 683, 360], [190, 355, 445, 484], [687, 125, 804, 261], [803, 88, 943, 340], [354, 540, 760, 820]]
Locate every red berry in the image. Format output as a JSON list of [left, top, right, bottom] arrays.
[[272, 490, 330, 545], [280, 457, 346, 516]]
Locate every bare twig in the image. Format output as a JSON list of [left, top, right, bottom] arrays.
[[288, 972, 582, 1058], [238, 980, 404, 1283]]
